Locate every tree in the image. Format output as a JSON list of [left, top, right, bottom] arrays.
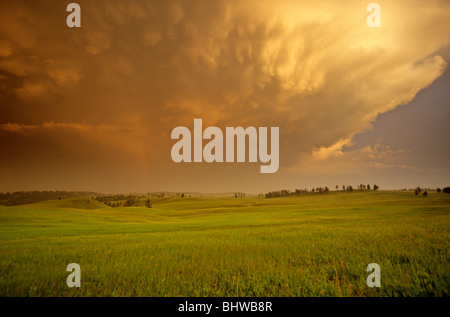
[[414, 189, 419, 196], [443, 187, 450, 194], [367, 184, 371, 190], [437, 188, 441, 193], [422, 191, 428, 197], [125, 195, 136, 207], [373, 184, 379, 191], [146, 199, 152, 208]]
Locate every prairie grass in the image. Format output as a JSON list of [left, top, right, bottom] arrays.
[[0, 191, 448, 296]]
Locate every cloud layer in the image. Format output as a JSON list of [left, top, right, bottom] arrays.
[[0, 0, 449, 192]]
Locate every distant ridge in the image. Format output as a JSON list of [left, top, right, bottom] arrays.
[[0, 190, 101, 206]]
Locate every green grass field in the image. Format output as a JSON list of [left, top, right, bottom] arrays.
[[0, 191, 448, 297]]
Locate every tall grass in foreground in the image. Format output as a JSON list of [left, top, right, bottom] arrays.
[[0, 191, 448, 296]]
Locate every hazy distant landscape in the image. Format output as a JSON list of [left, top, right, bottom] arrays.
[[0, 190, 448, 296]]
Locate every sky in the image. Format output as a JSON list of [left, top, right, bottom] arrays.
[[0, 0, 449, 194]]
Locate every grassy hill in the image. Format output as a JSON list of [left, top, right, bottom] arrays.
[[0, 191, 448, 296]]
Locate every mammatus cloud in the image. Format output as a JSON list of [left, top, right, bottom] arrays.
[[0, 0, 449, 192]]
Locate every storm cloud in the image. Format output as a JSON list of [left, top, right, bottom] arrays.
[[1, 0, 449, 192]]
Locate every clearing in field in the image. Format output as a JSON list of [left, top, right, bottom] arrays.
[[0, 191, 448, 296]]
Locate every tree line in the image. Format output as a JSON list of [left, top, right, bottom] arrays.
[[95, 194, 152, 208], [415, 187, 450, 197], [264, 184, 379, 199], [0, 190, 99, 206]]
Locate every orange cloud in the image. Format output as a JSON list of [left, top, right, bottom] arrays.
[[0, 0, 449, 192]]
